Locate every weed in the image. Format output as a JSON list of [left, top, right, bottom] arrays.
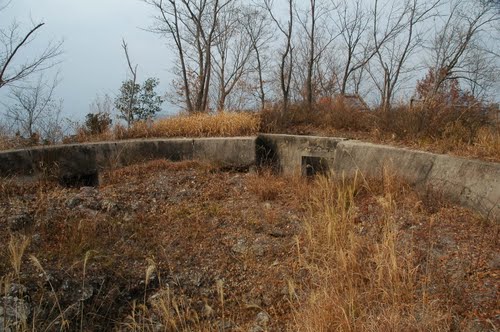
[[8, 235, 30, 280], [294, 171, 451, 331]]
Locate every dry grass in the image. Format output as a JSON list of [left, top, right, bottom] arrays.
[[8, 235, 30, 280], [67, 111, 260, 144], [150, 111, 259, 138], [2, 100, 498, 162], [1, 161, 497, 331], [260, 100, 500, 162], [294, 171, 452, 331]]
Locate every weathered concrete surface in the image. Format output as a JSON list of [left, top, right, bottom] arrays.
[[1, 134, 498, 220], [256, 134, 346, 174], [92, 139, 193, 169], [0, 137, 256, 181], [0, 144, 97, 179], [193, 137, 256, 168], [333, 140, 500, 220], [259, 134, 500, 221]]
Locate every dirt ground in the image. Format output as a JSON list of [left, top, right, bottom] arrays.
[[0, 160, 498, 331]]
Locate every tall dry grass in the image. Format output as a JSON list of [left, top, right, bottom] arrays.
[[294, 171, 451, 331], [151, 111, 259, 138], [71, 111, 260, 143], [259, 98, 500, 161]]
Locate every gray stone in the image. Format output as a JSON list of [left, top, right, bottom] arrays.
[[252, 243, 265, 257], [7, 213, 33, 232], [66, 197, 83, 208], [7, 284, 26, 297], [231, 239, 247, 254], [79, 285, 94, 302], [0, 296, 30, 330], [255, 311, 270, 326]]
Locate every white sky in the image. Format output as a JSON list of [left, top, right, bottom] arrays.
[[1, 0, 498, 125], [1, 0, 176, 121]]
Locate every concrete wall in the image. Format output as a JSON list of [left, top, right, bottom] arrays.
[[258, 134, 500, 221], [0, 137, 256, 181], [1, 134, 498, 220]]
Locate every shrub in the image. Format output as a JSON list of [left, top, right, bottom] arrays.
[[84, 112, 112, 135]]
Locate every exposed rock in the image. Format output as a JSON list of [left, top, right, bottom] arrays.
[[231, 239, 248, 254], [7, 213, 34, 232], [101, 200, 120, 214], [31, 233, 42, 246], [7, 284, 26, 297], [252, 244, 265, 257], [66, 197, 83, 209], [255, 311, 270, 326], [252, 238, 268, 257], [79, 285, 94, 302], [249, 311, 270, 332], [66, 187, 102, 210], [0, 296, 31, 331]]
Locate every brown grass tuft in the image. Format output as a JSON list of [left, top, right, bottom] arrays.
[[116, 111, 260, 140], [294, 171, 451, 331]]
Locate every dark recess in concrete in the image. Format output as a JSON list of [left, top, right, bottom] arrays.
[[59, 171, 99, 188], [302, 156, 330, 177], [255, 135, 280, 171]]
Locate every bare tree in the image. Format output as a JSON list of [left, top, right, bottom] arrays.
[[145, 0, 234, 113], [212, 3, 253, 111], [331, 0, 402, 96], [241, 6, 273, 110], [0, 2, 62, 89], [2, 73, 63, 142], [333, 0, 371, 95], [294, 0, 336, 107], [264, 0, 295, 113], [461, 42, 499, 99], [121, 39, 138, 127], [427, 0, 499, 96], [370, 0, 440, 111]]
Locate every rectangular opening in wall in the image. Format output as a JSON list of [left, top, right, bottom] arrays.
[[302, 156, 329, 177], [59, 171, 99, 188]]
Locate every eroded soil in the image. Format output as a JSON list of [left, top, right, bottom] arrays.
[[0, 160, 498, 331], [1, 161, 308, 331]]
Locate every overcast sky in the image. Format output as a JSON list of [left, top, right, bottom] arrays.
[[2, 0, 176, 121]]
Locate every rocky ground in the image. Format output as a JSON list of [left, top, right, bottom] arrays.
[[0, 159, 498, 331], [0, 160, 309, 331]]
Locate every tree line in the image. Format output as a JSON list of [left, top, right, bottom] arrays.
[[0, 0, 498, 143], [145, 0, 499, 113]]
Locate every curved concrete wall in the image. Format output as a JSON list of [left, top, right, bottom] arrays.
[[1, 134, 498, 220], [0, 137, 256, 180], [257, 134, 500, 221]]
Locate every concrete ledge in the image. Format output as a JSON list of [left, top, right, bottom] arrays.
[[0, 144, 97, 178], [92, 139, 193, 169], [334, 140, 500, 219]]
